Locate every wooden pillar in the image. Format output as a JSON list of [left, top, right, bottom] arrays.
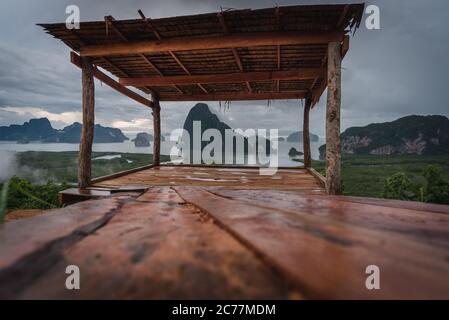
[[303, 94, 312, 168], [325, 42, 342, 195], [78, 57, 95, 188], [152, 97, 161, 166]]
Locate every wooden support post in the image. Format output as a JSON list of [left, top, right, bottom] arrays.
[[152, 96, 161, 166], [303, 94, 312, 168], [325, 42, 342, 195], [78, 57, 95, 188]]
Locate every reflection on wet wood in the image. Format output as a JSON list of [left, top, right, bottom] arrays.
[[1, 166, 449, 299], [94, 165, 325, 192], [175, 187, 449, 299]]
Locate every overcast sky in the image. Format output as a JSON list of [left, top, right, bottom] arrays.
[[0, 0, 448, 138]]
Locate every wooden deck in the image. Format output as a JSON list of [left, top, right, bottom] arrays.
[[1, 166, 449, 299], [94, 165, 325, 192]]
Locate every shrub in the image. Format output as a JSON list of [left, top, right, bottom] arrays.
[[422, 165, 449, 204], [5, 176, 70, 210], [382, 172, 417, 201]]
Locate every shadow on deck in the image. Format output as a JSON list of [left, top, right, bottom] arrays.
[[1, 165, 449, 299]]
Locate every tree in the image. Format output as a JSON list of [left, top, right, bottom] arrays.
[[382, 172, 417, 201], [422, 165, 449, 204]]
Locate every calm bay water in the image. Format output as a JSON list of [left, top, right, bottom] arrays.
[[0, 138, 324, 167]]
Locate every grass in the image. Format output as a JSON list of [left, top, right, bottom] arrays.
[[307, 154, 449, 198]]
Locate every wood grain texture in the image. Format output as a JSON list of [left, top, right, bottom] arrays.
[[78, 57, 95, 188], [152, 98, 161, 166], [325, 42, 342, 195], [41, 4, 365, 102], [2, 166, 449, 299], [80, 32, 344, 57], [2, 188, 296, 299], [303, 95, 312, 168], [175, 187, 449, 299], [94, 166, 325, 192]]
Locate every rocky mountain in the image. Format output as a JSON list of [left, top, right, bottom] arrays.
[[0, 118, 55, 141], [319, 115, 449, 159], [0, 118, 128, 143], [287, 131, 319, 142], [131, 132, 166, 147], [182, 103, 271, 163], [132, 133, 152, 147]]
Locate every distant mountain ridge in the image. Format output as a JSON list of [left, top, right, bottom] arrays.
[[0, 118, 128, 143], [131, 132, 165, 147], [319, 115, 449, 159], [287, 131, 319, 143]]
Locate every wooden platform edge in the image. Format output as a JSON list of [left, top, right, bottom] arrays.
[[159, 163, 305, 170], [91, 164, 156, 184], [307, 167, 326, 187]]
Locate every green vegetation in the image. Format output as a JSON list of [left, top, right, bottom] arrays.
[[0, 151, 171, 218], [309, 154, 449, 201], [15, 151, 170, 183], [3, 152, 449, 219], [0, 181, 9, 223], [4, 177, 69, 211], [382, 165, 449, 204]]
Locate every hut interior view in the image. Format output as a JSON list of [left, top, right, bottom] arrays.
[[1, 4, 449, 300]]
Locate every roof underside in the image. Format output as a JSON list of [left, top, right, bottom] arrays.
[[39, 4, 364, 103]]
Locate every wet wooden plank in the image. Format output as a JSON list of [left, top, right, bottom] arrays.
[[205, 188, 449, 249], [318, 194, 449, 215], [0, 196, 129, 270], [175, 187, 449, 299], [94, 166, 324, 192], [9, 187, 297, 299]]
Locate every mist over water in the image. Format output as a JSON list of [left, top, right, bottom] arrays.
[[0, 138, 324, 182]]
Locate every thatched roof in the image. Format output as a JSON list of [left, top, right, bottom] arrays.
[[39, 4, 364, 104]]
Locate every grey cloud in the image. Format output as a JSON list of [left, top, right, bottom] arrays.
[[0, 0, 448, 138]]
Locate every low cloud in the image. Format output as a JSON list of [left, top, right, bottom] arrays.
[[0, 151, 17, 182], [0, 106, 82, 128], [111, 118, 152, 131]]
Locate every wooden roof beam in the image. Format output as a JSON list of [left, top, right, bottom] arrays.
[[217, 12, 251, 93], [311, 36, 349, 107], [80, 31, 344, 57], [138, 10, 207, 94], [168, 51, 209, 94], [105, 15, 160, 95], [71, 52, 154, 109], [137, 11, 184, 94], [337, 5, 350, 29], [119, 68, 325, 86], [275, 7, 281, 93], [158, 91, 307, 102]]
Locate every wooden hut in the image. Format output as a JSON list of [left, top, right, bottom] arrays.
[[39, 4, 365, 194]]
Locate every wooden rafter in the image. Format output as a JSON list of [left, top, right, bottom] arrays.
[[80, 31, 344, 57], [71, 52, 154, 109], [337, 5, 350, 29], [68, 28, 152, 95], [311, 35, 349, 107], [159, 91, 306, 101], [41, 4, 366, 105], [138, 10, 207, 94], [275, 7, 281, 93], [119, 68, 325, 86], [217, 12, 251, 93], [138, 14, 183, 94], [105, 15, 159, 94]]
